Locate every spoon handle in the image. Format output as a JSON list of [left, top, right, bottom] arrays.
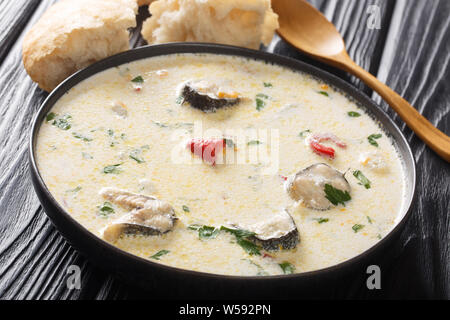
[[341, 59, 450, 162]]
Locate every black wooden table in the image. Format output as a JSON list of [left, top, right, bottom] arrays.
[[0, 0, 448, 300]]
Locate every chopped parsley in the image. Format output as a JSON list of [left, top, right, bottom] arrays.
[[46, 112, 56, 122], [224, 138, 235, 148], [353, 170, 371, 189], [66, 186, 82, 193], [72, 132, 92, 142], [298, 129, 311, 138], [318, 91, 329, 97], [151, 120, 169, 128], [367, 216, 373, 224], [98, 201, 115, 218], [188, 224, 219, 240], [313, 218, 330, 224], [324, 184, 351, 206], [348, 111, 361, 117], [247, 140, 262, 146], [220, 226, 260, 256], [82, 152, 93, 160], [131, 75, 144, 83], [245, 259, 269, 276], [368, 134, 382, 147], [150, 250, 169, 260], [263, 82, 273, 88], [256, 98, 266, 111], [220, 226, 256, 238], [47, 113, 72, 130], [279, 262, 296, 274], [352, 224, 365, 233], [175, 96, 184, 105], [129, 149, 145, 164], [255, 93, 270, 111], [236, 238, 261, 256], [198, 226, 219, 240], [256, 93, 269, 99], [103, 164, 122, 174], [182, 205, 190, 213]]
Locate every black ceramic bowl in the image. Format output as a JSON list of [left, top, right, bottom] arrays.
[[29, 43, 416, 299]]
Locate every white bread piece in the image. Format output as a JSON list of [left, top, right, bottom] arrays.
[[22, 0, 138, 92], [141, 0, 279, 49]]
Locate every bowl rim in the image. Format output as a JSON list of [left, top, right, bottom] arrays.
[[29, 42, 417, 281]]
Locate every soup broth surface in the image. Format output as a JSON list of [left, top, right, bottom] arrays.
[[36, 53, 406, 276]]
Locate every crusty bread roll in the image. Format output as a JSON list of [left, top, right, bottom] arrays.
[[141, 0, 279, 49], [23, 0, 138, 92]]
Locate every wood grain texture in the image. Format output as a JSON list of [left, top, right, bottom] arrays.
[[0, 0, 448, 300], [0, 0, 41, 63]]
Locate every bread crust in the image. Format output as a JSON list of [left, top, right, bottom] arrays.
[[22, 0, 138, 92], [137, 0, 155, 6], [141, 0, 279, 50]]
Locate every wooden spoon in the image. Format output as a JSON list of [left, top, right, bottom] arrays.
[[272, 0, 450, 162]]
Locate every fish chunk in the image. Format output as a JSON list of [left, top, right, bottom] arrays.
[[285, 163, 351, 210], [237, 209, 299, 251], [178, 79, 240, 112], [99, 187, 177, 242]]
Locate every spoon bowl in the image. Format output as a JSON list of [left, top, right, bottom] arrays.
[[272, 0, 450, 162]]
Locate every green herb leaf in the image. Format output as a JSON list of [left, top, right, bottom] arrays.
[[82, 152, 93, 160], [51, 114, 72, 130], [131, 75, 144, 83], [245, 259, 269, 276], [182, 205, 190, 213], [72, 132, 92, 142], [129, 149, 144, 163], [103, 164, 122, 174], [279, 262, 296, 274], [46, 112, 56, 122], [263, 82, 273, 88], [352, 224, 365, 233], [175, 96, 184, 105], [152, 120, 169, 128], [256, 93, 269, 99], [256, 98, 266, 111], [255, 93, 270, 111], [150, 250, 169, 260], [224, 138, 235, 148], [107, 129, 114, 137], [187, 224, 202, 231], [236, 238, 261, 256], [247, 140, 262, 146], [220, 226, 260, 255], [66, 186, 82, 193], [368, 134, 382, 147], [353, 170, 371, 189], [324, 184, 351, 206], [348, 111, 361, 117], [98, 201, 115, 218], [298, 129, 311, 138], [198, 226, 219, 240], [367, 216, 373, 224], [318, 91, 329, 97], [314, 218, 330, 224], [220, 226, 256, 238]]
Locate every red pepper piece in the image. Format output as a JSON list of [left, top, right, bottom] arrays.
[[187, 138, 226, 165], [310, 141, 335, 159]]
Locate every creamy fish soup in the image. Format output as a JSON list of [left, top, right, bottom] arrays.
[[36, 53, 406, 276]]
